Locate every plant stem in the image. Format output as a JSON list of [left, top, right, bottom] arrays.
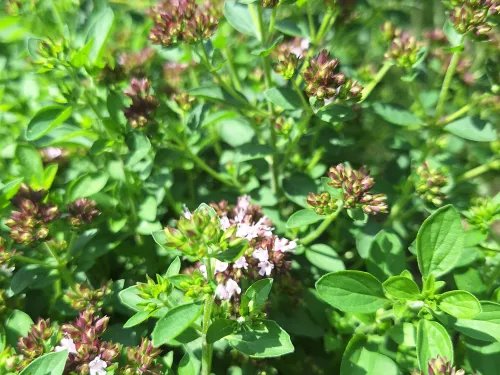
[[224, 46, 242, 91], [386, 176, 414, 225], [201, 258, 215, 375], [186, 147, 240, 188], [268, 7, 277, 40], [307, 2, 316, 41], [292, 79, 311, 111], [300, 206, 343, 245], [455, 159, 500, 183], [48, 0, 65, 36], [437, 93, 490, 126], [279, 112, 313, 170], [43, 242, 76, 291], [13, 255, 51, 267], [435, 38, 465, 121], [361, 63, 393, 102]]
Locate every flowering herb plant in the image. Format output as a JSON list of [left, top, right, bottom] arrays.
[[0, 0, 499, 374]]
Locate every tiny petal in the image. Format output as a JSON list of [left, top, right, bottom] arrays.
[[89, 356, 108, 375], [234, 256, 248, 269], [252, 248, 269, 262]]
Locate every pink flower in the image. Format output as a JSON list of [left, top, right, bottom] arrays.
[[183, 205, 192, 219], [89, 356, 107, 375], [252, 248, 269, 262], [258, 261, 274, 276], [215, 279, 241, 300], [220, 216, 231, 230], [199, 260, 229, 278], [55, 337, 78, 354], [236, 217, 273, 240], [274, 237, 297, 253], [234, 256, 248, 269]]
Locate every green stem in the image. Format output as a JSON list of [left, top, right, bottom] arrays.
[[455, 159, 500, 183], [13, 255, 51, 267], [487, 262, 500, 296], [292, 79, 311, 111], [268, 7, 277, 40], [435, 39, 465, 121], [315, 9, 334, 45], [224, 46, 242, 91], [437, 94, 490, 126], [280, 112, 313, 170], [48, 0, 65, 36], [361, 63, 393, 102], [386, 176, 414, 225], [300, 206, 343, 245], [201, 258, 215, 375], [43, 242, 76, 291], [186, 147, 240, 188], [307, 2, 316, 41]]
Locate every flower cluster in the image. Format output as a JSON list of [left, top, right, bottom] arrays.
[[39, 147, 69, 166], [172, 91, 196, 112], [64, 282, 112, 314], [67, 198, 101, 229], [123, 78, 159, 129], [273, 38, 309, 79], [302, 50, 363, 102], [163, 61, 190, 90], [415, 163, 448, 206], [120, 338, 163, 375], [307, 192, 339, 215], [327, 164, 388, 215], [465, 196, 500, 233], [262, 0, 280, 8], [445, 0, 499, 39], [0, 237, 14, 268], [411, 356, 466, 375], [384, 26, 424, 68], [148, 0, 219, 47], [274, 116, 294, 135], [16, 318, 53, 370], [60, 311, 120, 375], [204, 196, 297, 302], [118, 47, 156, 76], [5, 184, 59, 245]]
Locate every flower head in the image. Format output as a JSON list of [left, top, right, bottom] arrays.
[[89, 356, 108, 375], [67, 198, 100, 229], [55, 337, 78, 354], [124, 78, 159, 129]]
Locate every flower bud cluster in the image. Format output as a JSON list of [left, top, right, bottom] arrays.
[[465, 197, 500, 233], [61, 311, 120, 375], [415, 162, 448, 206], [302, 50, 363, 101], [411, 356, 466, 375], [5, 185, 59, 245], [124, 78, 159, 129], [64, 282, 112, 314], [327, 164, 388, 215], [307, 192, 339, 215], [137, 274, 173, 301], [274, 116, 294, 135], [163, 61, 190, 89], [172, 92, 196, 112], [67, 198, 101, 229], [384, 27, 424, 68], [149, 0, 219, 47], [0, 237, 15, 268], [39, 147, 69, 166], [178, 270, 213, 298], [202, 196, 296, 304], [273, 38, 309, 79], [121, 338, 163, 375], [446, 0, 498, 39], [118, 47, 156, 76], [15, 318, 54, 370]]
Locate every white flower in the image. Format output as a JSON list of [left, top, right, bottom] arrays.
[[43, 147, 63, 159], [252, 248, 269, 262], [290, 38, 310, 57], [215, 279, 241, 300], [236, 217, 273, 240], [274, 238, 297, 253], [89, 356, 107, 375], [220, 216, 231, 230], [55, 337, 77, 354], [234, 195, 251, 223], [183, 205, 192, 219], [258, 261, 274, 276], [199, 260, 228, 279], [234, 256, 248, 269]]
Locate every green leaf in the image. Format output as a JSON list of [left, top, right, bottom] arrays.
[[207, 319, 236, 344], [251, 35, 284, 56], [0, 177, 23, 207], [152, 302, 203, 346], [85, 7, 114, 65], [445, 116, 497, 142], [16, 144, 44, 189], [70, 39, 94, 68], [286, 209, 323, 228], [166, 257, 181, 277], [373, 103, 421, 126], [107, 91, 126, 127], [347, 207, 368, 224], [305, 244, 345, 272], [43, 164, 58, 190], [340, 335, 399, 375], [240, 279, 273, 316], [10, 265, 54, 295], [416, 320, 453, 375], [315, 104, 356, 123], [219, 118, 255, 147], [138, 195, 157, 222], [178, 351, 198, 375], [118, 286, 143, 312], [283, 173, 316, 208], [416, 205, 465, 278], [19, 351, 69, 375], [189, 85, 241, 106], [320, 177, 343, 199], [214, 240, 249, 262], [227, 320, 294, 358], [5, 310, 34, 347], [126, 131, 151, 167], [315, 271, 387, 313], [443, 20, 463, 48], [223, 1, 259, 39], [67, 172, 108, 202], [438, 291, 482, 319], [366, 231, 405, 280], [383, 276, 421, 300], [264, 88, 302, 110], [123, 310, 152, 328], [234, 143, 273, 163], [26, 106, 72, 141]]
